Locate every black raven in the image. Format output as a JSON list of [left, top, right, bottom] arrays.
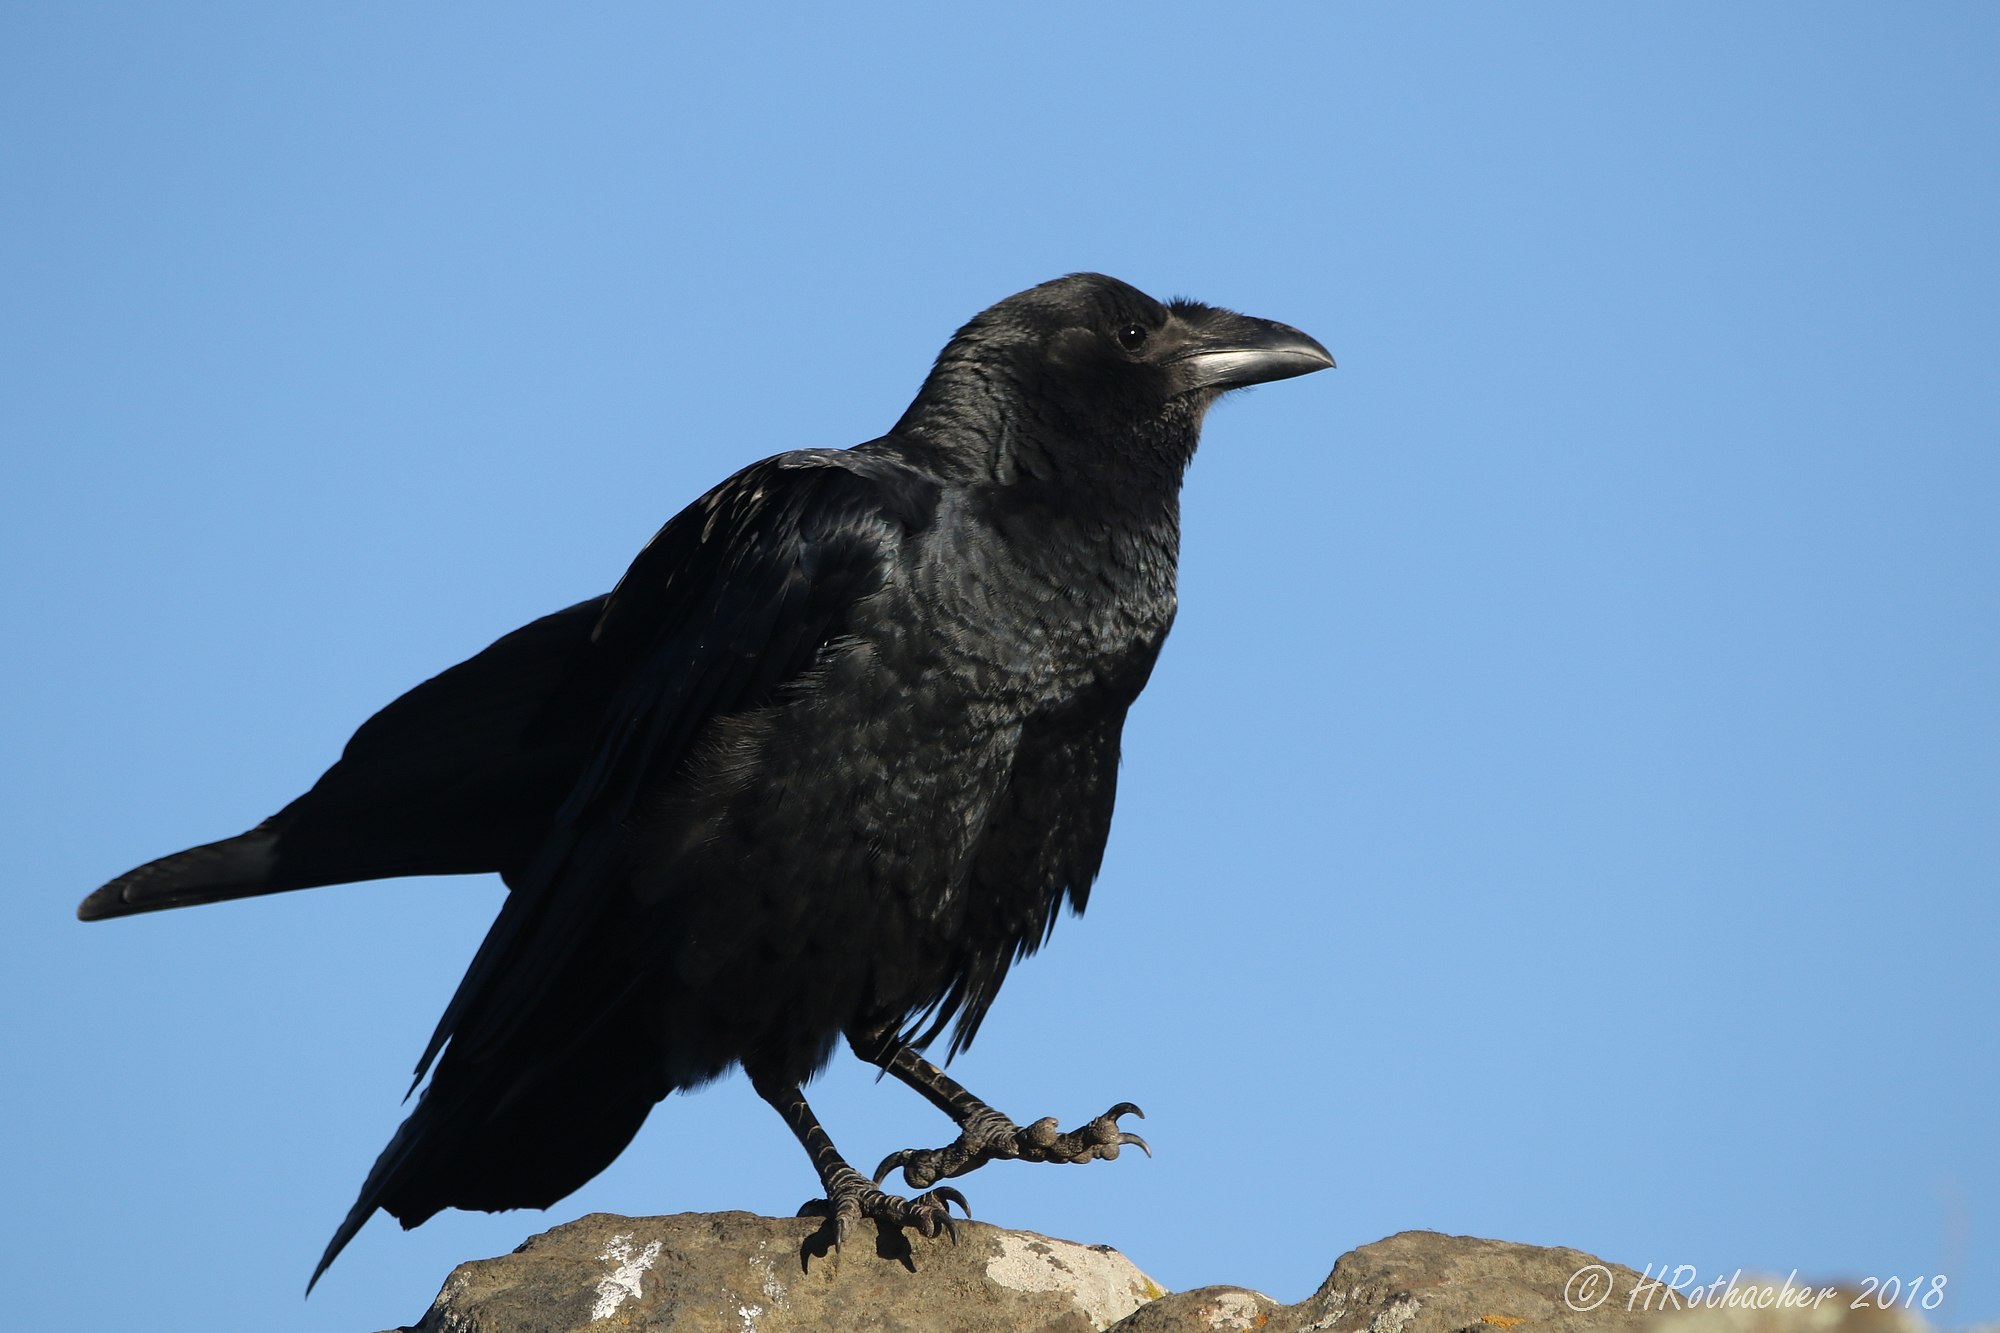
[[78, 273, 1333, 1287]]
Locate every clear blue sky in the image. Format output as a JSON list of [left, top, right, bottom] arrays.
[[4, 5, 1995, 1331]]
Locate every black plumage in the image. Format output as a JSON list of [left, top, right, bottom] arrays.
[[77, 273, 1333, 1285]]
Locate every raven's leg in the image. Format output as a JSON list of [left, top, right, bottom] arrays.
[[850, 1029, 1149, 1191], [748, 1067, 966, 1247]]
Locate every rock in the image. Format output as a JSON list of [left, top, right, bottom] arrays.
[[387, 1216, 1943, 1333], [1105, 1232, 1938, 1333], [1276, 1229, 1671, 1333], [389, 1210, 1166, 1333], [1104, 1284, 1288, 1331], [1100, 1231, 1663, 1333]]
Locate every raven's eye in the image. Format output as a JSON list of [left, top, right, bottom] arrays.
[[1116, 323, 1149, 351]]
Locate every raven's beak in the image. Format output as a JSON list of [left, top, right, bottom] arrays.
[[1169, 310, 1335, 394]]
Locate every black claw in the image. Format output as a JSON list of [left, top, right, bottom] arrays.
[[869, 1097, 1150, 1189], [933, 1185, 971, 1218]]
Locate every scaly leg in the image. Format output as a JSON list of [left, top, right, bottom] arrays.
[[851, 1029, 1149, 1190], [748, 1066, 965, 1249]]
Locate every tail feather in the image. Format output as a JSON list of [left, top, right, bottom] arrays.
[[78, 828, 284, 920], [77, 596, 609, 923]]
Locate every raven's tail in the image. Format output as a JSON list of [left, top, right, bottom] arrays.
[[77, 597, 610, 923], [77, 828, 289, 920], [74, 807, 494, 921]]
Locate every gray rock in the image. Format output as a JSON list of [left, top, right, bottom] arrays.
[[385, 1216, 1941, 1333], [1281, 1229, 1670, 1333], [1105, 1231, 1939, 1333], [1101, 1230, 1662, 1333], [389, 1210, 1166, 1333]]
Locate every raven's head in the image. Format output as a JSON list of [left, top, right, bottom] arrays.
[[897, 273, 1333, 487]]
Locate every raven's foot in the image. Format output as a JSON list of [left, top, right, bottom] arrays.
[[800, 1165, 968, 1250], [874, 1101, 1149, 1189]]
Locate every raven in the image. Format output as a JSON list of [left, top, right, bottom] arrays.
[[79, 273, 1333, 1287]]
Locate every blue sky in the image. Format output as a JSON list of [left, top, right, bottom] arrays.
[[4, 4, 1995, 1330]]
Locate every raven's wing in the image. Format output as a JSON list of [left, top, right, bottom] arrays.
[[417, 449, 935, 1078], [77, 596, 608, 921], [311, 449, 937, 1287]]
